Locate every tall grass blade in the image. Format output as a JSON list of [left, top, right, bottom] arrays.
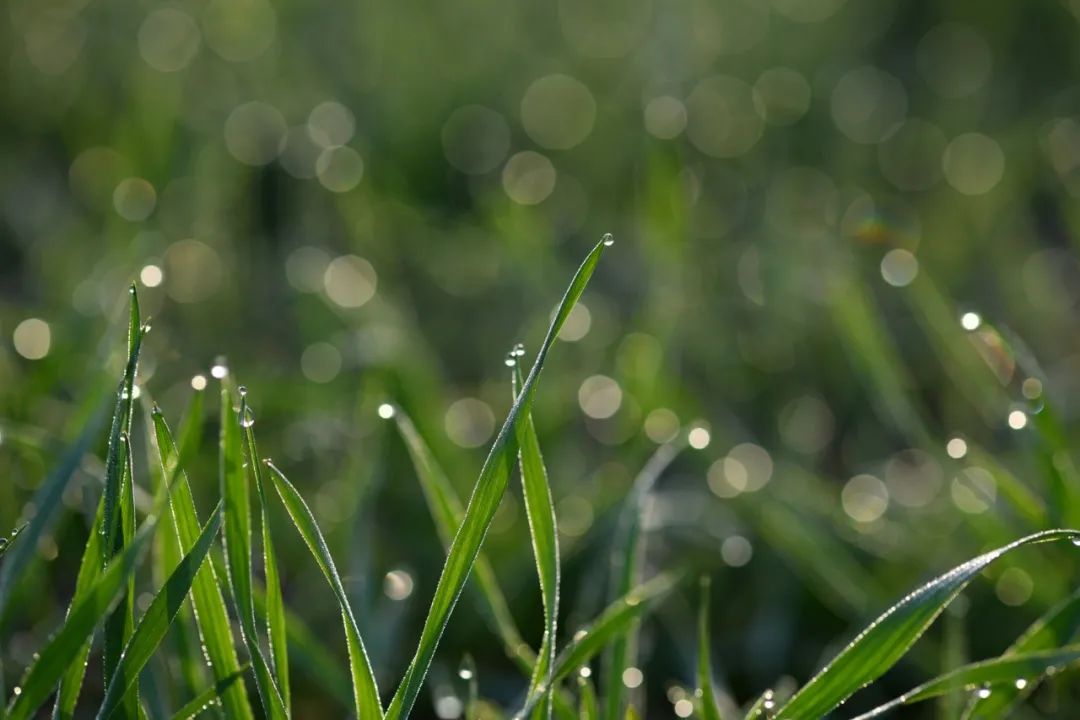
[[576, 675, 597, 720], [263, 460, 383, 719], [696, 577, 722, 720], [773, 529, 1080, 719], [386, 236, 611, 720], [169, 666, 249, 720], [849, 646, 1080, 719], [150, 408, 255, 720], [510, 359, 559, 720], [97, 502, 224, 719], [103, 432, 139, 720], [218, 384, 287, 719]]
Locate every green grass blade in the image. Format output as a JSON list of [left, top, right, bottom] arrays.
[[239, 390, 290, 713], [263, 460, 383, 719], [696, 577, 722, 720], [218, 384, 286, 720], [5, 515, 157, 720], [103, 433, 139, 720], [773, 529, 1080, 719], [519, 572, 681, 717], [150, 408, 255, 720], [510, 358, 559, 720], [168, 666, 249, 720], [390, 407, 534, 670], [97, 502, 224, 719], [576, 675, 597, 720], [849, 647, 1080, 719], [386, 237, 610, 720]]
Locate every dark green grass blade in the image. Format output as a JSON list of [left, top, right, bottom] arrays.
[[263, 460, 383, 719], [390, 408, 534, 670], [97, 502, 224, 719], [385, 236, 610, 720], [5, 515, 157, 720], [239, 391, 290, 713], [696, 577, 722, 720], [511, 359, 559, 720], [603, 440, 684, 719], [849, 647, 1080, 719], [218, 385, 286, 720], [962, 587, 1080, 718], [519, 572, 681, 717], [773, 529, 1080, 719], [168, 666, 249, 720], [150, 408, 254, 720]]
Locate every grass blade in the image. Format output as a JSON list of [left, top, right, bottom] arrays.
[[97, 502, 224, 719], [263, 460, 383, 719], [849, 647, 1080, 719], [5, 515, 157, 720], [150, 407, 255, 720], [0, 525, 28, 562], [103, 431, 139, 720], [510, 357, 559, 720], [218, 384, 286, 719], [576, 675, 597, 720], [386, 237, 611, 720], [696, 577, 722, 720], [773, 529, 1080, 719], [169, 666, 249, 720]]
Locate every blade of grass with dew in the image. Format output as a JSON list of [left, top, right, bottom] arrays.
[[697, 577, 722, 720], [603, 439, 685, 720], [218, 384, 287, 720], [577, 675, 597, 720], [97, 501, 224, 719], [510, 357, 559, 720], [150, 408, 254, 720], [742, 689, 775, 720], [390, 406, 534, 671], [518, 572, 681, 717], [5, 512, 158, 720], [772, 529, 1080, 719], [961, 587, 1080, 719], [103, 429, 139, 720], [0, 524, 27, 561], [239, 390, 290, 712], [386, 235, 612, 720], [263, 460, 383, 719], [849, 646, 1080, 720], [168, 666, 249, 720]]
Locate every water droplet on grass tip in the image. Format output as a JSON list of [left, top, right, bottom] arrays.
[[602, 232, 614, 246], [504, 353, 516, 367], [377, 403, 396, 419]]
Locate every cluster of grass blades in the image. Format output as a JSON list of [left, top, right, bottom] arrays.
[[2, 234, 1080, 719]]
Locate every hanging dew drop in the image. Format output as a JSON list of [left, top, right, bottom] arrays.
[[241, 407, 255, 428], [504, 353, 516, 367], [512, 342, 526, 357], [602, 232, 614, 247], [458, 668, 473, 680], [976, 685, 991, 699], [238, 385, 248, 397], [377, 403, 396, 419], [1071, 538, 1080, 547]]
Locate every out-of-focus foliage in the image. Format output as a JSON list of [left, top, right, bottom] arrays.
[[4, 0, 1080, 716]]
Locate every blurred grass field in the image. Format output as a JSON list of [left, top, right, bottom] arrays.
[[5, 0, 1080, 717]]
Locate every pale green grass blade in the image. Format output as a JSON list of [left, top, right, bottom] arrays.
[[576, 675, 597, 720], [603, 440, 684, 719], [97, 502, 224, 719], [519, 572, 681, 717], [961, 587, 1080, 719], [773, 529, 1080, 719], [150, 408, 254, 720], [696, 577, 722, 720], [168, 666, 249, 720], [5, 514, 156, 720], [390, 407, 534, 670], [218, 385, 286, 720], [849, 647, 1080, 719], [239, 390, 290, 712], [510, 359, 559, 720], [263, 460, 383, 719], [386, 236, 611, 720]]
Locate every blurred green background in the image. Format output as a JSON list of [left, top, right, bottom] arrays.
[[4, 0, 1080, 716]]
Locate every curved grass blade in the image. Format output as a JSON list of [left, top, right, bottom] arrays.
[[263, 460, 383, 719], [386, 236, 611, 720], [5, 515, 157, 720], [239, 391, 290, 712], [697, 577, 722, 720], [510, 358, 559, 720], [169, 666, 249, 720], [219, 385, 286, 720], [519, 572, 681, 717], [390, 407, 534, 670], [849, 647, 1080, 719], [150, 408, 254, 720], [97, 502, 224, 719], [603, 440, 684, 719], [773, 529, 1080, 719]]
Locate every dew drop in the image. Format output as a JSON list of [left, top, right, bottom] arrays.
[[504, 353, 517, 367], [512, 342, 526, 357], [240, 407, 255, 428], [238, 385, 248, 397], [976, 685, 991, 699], [12, 686, 21, 696], [1071, 537, 1080, 547], [1014, 678, 1028, 690], [377, 403, 396, 420], [458, 668, 473, 680], [602, 232, 615, 247], [191, 374, 208, 391]]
